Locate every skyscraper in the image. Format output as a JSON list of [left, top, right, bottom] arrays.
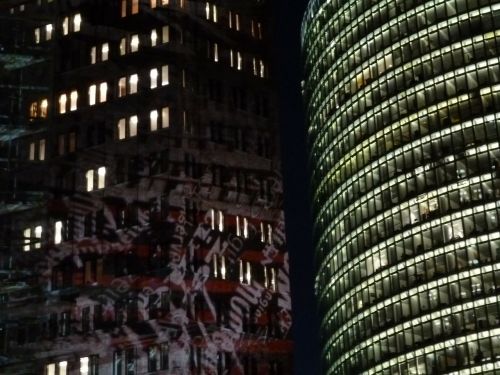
[[0, 0, 292, 373], [302, 0, 500, 373]]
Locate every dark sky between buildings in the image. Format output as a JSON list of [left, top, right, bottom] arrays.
[[271, 0, 322, 374]]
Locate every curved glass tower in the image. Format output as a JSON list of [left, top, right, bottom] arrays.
[[302, 0, 500, 374]]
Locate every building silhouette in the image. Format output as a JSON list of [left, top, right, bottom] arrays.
[[302, 0, 500, 374], [0, 0, 292, 373]]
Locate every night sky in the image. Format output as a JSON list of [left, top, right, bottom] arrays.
[[271, 0, 322, 374]]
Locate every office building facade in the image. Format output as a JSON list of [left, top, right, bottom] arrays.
[[0, 0, 292, 373], [302, 0, 500, 374]]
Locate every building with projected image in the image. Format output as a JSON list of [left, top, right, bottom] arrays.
[[0, 0, 292, 373], [302, 0, 500, 374]]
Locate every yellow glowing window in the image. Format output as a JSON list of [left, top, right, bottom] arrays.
[[99, 82, 107, 103], [101, 43, 109, 61], [161, 65, 169, 85], [130, 34, 139, 52], [54, 221, 62, 244], [45, 24, 53, 40], [129, 115, 138, 137], [62, 17, 69, 35], [70, 90, 78, 111], [34, 225, 42, 249], [150, 110, 158, 131], [162, 106, 169, 128], [150, 68, 158, 89], [89, 85, 96, 105], [117, 118, 126, 140], [73, 14, 82, 32], [129, 74, 138, 94], [59, 94, 67, 114], [131, 0, 139, 14], [151, 29, 158, 46], [97, 167, 106, 189], [39, 139, 45, 161]]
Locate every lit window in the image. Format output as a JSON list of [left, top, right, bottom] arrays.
[[34, 28, 40, 43], [229, 11, 233, 28], [251, 20, 255, 37], [129, 115, 138, 137], [235, 13, 240, 31], [97, 167, 106, 189], [59, 361, 68, 375], [213, 254, 226, 279], [205, 2, 210, 20], [151, 0, 157, 8], [236, 215, 241, 236], [129, 74, 138, 94], [80, 357, 89, 375], [46, 364, 56, 375], [59, 94, 67, 114], [151, 30, 158, 46], [90, 46, 97, 64], [39, 139, 46, 161], [210, 208, 215, 230], [117, 118, 126, 139], [243, 217, 248, 238], [264, 266, 277, 291], [62, 17, 69, 35], [99, 82, 107, 103], [239, 260, 251, 284], [130, 34, 139, 52], [120, 38, 126, 55], [213, 254, 219, 277], [259, 60, 265, 78], [217, 210, 224, 232], [131, 0, 139, 14], [230, 50, 234, 68], [257, 22, 262, 39], [161, 106, 169, 128], [220, 255, 226, 279], [70, 90, 78, 111], [101, 43, 109, 61], [29, 142, 35, 161], [213, 43, 218, 62], [55, 221, 63, 244], [23, 228, 31, 251], [161, 0, 169, 4], [161, 65, 169, 85], [150, 110, 158, 131], [118, 77, 126, 97], [212, 4, 217, 22], [89, 85, 97, 105], [29, 102, 38, 118], [45, 24, 53, 40], [267, 224, 272, 244], [150, 68, 158, 89], [237, 52, 242, 70], [246, 262, 252, 284], [162, 26, 169, 43], [121, 0, 127, 17], [86, 170, 94, 191], [73, 14, 82, 32], [40, 99, 48, 117], [34, 225, 42, 249], [252, 58, 257, 76]]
